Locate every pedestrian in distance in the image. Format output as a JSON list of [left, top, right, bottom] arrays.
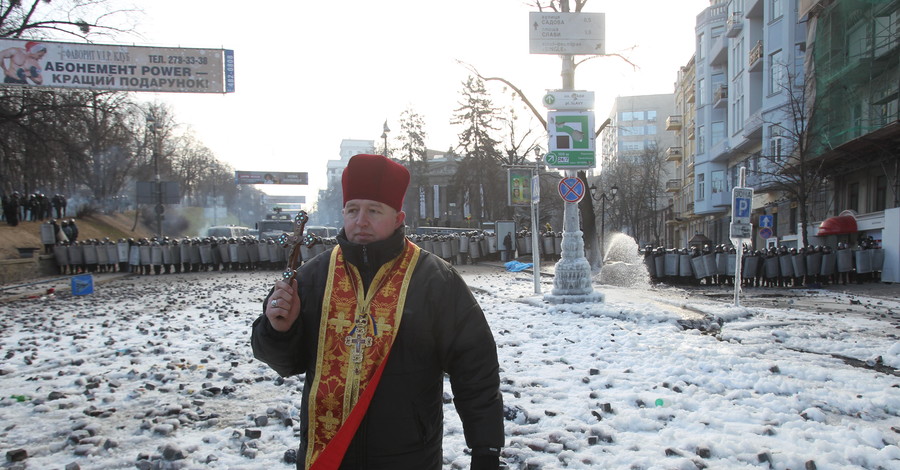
[[251, 154, 504, 470]]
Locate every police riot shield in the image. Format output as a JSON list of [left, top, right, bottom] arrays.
[[190, 244, 201, 264], [742, 255, 759, 278], [679, 254, 694, 277], [778, 255, 794, 278], [69, 243, 84, 266], [820, 253, 835, 276], [654, 255, 665, 279], [257, 243, 270, 262], [690, 256, 706, 279], [764, 256, 779, 279], [96, 244, 109, 266], [161, 244, 172, 265], [703, 253, 718, 276], [129, 245, 141, 266], [199, 244, 212, 264], [151, 245, 163, 265], [139, 245, 151, 266], [82, 244, 98, 266], [854, 250, 873, 274], [665, 253, 678, 276], [836, 249, 853, 273], [218, 244, 230, 263], [53, 244, 69, 268], [117, 242, 130, 262], [106, 243, 118, 265], [872, 248, 884, 272], [791, 254, 806, 277]]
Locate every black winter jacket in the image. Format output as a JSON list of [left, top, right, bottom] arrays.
[[251, 228, 503, 469]]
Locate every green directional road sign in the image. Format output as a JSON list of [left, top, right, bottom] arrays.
[[546, 111, 595, 169]]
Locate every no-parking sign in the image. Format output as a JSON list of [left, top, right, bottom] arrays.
[[558, 177, 585, 203]]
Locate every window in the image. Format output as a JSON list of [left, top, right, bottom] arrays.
[[698, 125, 706, 154], [769, 0, 783, 22], [646, 110, 657, 122], [789, 205, 797, 234], [621, 141, 644, 153], [697, 78, 705, 107], [731, 78, 745, 134], [697, 173, 706, 201], [698, 33, 706, 60], [875, 175, 887, 212], [769, 49, 785, 94], [769, 124, 784, 159], [621, 111, 633, 121], [793, 44, 805, 86], [712, 170, 725, 194], [731, 37, 745, 78], [848, 182, 860, 212], [712, 121, 726, 143]]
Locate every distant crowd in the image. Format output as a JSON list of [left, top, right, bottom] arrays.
[[2, 191, 68, 226]]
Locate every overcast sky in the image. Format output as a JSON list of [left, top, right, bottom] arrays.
[[134, 0, 711, 202]]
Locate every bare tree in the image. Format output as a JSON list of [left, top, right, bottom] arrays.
[[750, 67, 831, 248], [1, 0, 138, 40], [171, 130, 216, 206], [604, 140, 668, 246]]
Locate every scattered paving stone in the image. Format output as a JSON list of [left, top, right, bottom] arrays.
[[6, 448, 27, 462]]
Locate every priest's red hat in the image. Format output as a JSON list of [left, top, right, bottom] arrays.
[[342, 154, 409, 212]]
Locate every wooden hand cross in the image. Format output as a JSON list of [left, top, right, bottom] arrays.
[[278, 210, 320, 281]]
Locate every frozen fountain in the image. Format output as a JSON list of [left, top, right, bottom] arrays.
[[597, 232, 650, 288]]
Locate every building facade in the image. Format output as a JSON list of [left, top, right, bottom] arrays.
[[666, 0, 899, 280]]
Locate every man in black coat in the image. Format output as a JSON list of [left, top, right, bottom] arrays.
[[251, 155, 503, 470]]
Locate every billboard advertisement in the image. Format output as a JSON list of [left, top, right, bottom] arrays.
[[508, 168, 532, 207], [0, 38, 234, 93], [235, 171, 308, 185]]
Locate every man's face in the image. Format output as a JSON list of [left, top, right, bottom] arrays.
[[342, 199, 404, 245]]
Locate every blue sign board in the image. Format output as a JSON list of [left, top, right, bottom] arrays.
[[71, 274, 94, 296], [759, 215, 773, 228]]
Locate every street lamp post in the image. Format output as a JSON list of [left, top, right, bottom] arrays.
[[381, 120, 390, 157], [590, 184, 618, 263]]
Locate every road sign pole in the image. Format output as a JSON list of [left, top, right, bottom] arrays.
[[730, 167, 750, 306]]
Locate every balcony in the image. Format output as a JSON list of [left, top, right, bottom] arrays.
[[686, 86, 695, 103], [666, 179, 681, 193], [665, 115, 683, 131], [742, 110, 763, 139], [665, 146, 683, 162], [688, 121, 695, 140], [726, 12, 743, 38], [713, 84, 728, 108], [749, 40, 764, 72]]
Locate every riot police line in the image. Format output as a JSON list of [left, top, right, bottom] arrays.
[[407, 229, 564, 265], [47, 227, 570, 276], [642, 237, 885, 288], [48, 236, 339, 276]]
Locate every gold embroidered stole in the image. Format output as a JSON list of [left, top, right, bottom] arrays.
[[305, 240, 421, 468]]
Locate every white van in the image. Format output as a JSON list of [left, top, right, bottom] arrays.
[[205, 225, 252, 238]]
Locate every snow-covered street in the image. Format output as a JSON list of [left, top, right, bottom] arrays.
[[1, 267, 898, 469]]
